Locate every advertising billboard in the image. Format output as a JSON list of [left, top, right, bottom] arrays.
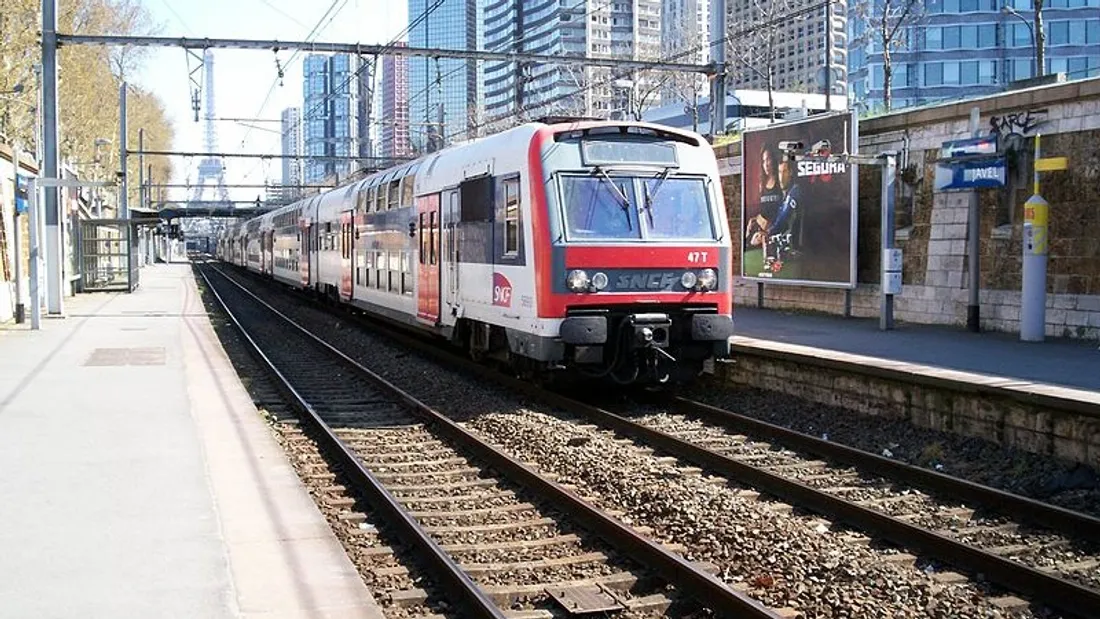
[[741, 111, 858, 288]]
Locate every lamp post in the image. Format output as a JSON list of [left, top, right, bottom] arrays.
[[1002, 5, 1041, 78], [3, 80, 41, 325]]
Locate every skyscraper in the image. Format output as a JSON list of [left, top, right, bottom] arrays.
[[382, 45, 411, 161], [302, 53, 361, 183], [408, 0, 479, 152], [661, 0, 710, 105], [279, 107, 302, 201], [482, 0, 664, 124], [848, 0, 1100, 111], [726, 0, 848, 99]]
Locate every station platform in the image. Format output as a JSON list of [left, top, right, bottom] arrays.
[[0, 263, 381, 618], [732, 306, 1100, 393]]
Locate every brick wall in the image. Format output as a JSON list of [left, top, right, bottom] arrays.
[[718, 78, 1100, 339]]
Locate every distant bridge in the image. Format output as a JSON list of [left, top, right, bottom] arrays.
[[130, 204, 276, 221]]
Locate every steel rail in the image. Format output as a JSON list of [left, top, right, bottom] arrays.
[[557, 397, 1100, 618], [256, 284, 1100, 619], [207, 265, 782, 619], [674, 396, 1100, 543], [198, 265, 506, 619]]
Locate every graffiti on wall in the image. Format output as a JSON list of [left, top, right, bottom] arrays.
[[989, 108, 1048, 143]]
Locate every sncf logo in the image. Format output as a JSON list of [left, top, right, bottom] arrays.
[[615, 272, 679, 291], [492, 272, 513, 307]]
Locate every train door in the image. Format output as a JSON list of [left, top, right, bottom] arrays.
[[262, 231, 273, 275], [307, 222, 319, 289], [299, 220, 309, 286], [444, 189, 460, 314], [340, 210, 353, 300], [416, 194, 441, 324]]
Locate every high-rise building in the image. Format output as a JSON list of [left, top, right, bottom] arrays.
[[726, 0, 848, 99], [408, 0, 479, 152], [279, 107, 302, 201], [358, 61, 376, 163], [848, 0, 1100, 111], [482, 0, 664, 125], [382, 45, 411, 161], [302, 53, 361, 183], [661, 0, 710, 106]]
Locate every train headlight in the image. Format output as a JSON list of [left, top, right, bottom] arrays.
[[566, 269, 590, 293], [680, 271, 698, 289], [591, 272, 609, 291], [697, 268, 718, 291]]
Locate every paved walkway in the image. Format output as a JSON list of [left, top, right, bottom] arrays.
[[733, 307, 1100, 392], [0, 263, 382, 619]]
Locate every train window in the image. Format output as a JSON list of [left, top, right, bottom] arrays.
[[387, 181, 400, 208], [459, 175, 494, 222], [401, 174, 415, 207], [418, 213, 426, 264], [357, 185, 370, 212], [375, 185, 386, 211], [429, 211, 437, 265], [502, 176, 520, 255], [641, 176, 715, 240]]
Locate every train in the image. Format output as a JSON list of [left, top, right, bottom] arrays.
[[217, 120, 734, 386]]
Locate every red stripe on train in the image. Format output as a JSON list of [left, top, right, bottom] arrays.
[[564, 245, 721, 268], [543, 291, 732, 317]]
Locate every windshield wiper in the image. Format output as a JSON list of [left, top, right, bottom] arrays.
[[594, 167, 633, 231], [644, 168, 674, 212], [642, 167, 673, 227], [595, 167, 631, 209]]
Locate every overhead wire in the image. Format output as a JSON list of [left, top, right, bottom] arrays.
[[402, 0, 615, 147], [449, 0, 828, 142], [242, 0, 446, 182], [239, 0, 350, 149]]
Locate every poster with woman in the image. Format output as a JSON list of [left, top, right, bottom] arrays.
[[740, 111, 858, 287]]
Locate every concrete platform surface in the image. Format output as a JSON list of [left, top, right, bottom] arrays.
[[733, 306, 1100, 392], [0, 263, 382, 619]]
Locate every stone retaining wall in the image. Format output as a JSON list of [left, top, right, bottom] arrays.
[[714, 344, 1100, 469]]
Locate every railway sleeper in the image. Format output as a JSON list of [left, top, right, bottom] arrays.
[[409, 502, 537, 519], [423, 516, 556, 535]]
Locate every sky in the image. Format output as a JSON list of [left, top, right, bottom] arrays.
[[131, 0, 408, 203]]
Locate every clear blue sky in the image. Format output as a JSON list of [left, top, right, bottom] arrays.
[[132, 0, 408, 201]]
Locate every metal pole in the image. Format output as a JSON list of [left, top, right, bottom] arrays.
[[41, 0, 62, 316], [12, 141, 25, 323], [709, 0, 727, 137], [879, 152, 897, 331], [138, 128, 144, 210], [119, 82, 128, 220], [966, 106, 981, 332], [27, 178, 41, 330], [1020, 133, 1048, 342], [824, 0, 832, 111]]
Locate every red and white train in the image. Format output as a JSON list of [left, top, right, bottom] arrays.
[[218, 120, 734, 385]]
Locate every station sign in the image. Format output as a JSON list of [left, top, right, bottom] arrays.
[[940, 135, 999, 159], [934, 157, 1006, 191], [14, 174, 29, 214]]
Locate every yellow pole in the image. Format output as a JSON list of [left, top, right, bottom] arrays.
[[1033, 133, 1041, 195]]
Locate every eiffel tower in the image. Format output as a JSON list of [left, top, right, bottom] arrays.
[[188, 50, 230, 212]]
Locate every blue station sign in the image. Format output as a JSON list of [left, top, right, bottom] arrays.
[[934, 157, 1007, 191], [14, 174, 29, 214], [940, 135, 999, 159]]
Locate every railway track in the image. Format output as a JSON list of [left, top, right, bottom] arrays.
[[197, 262, 781, 619], [205, 263, 1100, 617]]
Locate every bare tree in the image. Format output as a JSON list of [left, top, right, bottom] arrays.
[[728, 0, 800, 123], [1033, 0, 1047, 77], [854, 0, 923, 111]]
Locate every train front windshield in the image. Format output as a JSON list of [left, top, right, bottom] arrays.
[[560, 173, 715, 242]]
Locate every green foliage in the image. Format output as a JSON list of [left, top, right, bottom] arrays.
[[0, 0, 174, 202]]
